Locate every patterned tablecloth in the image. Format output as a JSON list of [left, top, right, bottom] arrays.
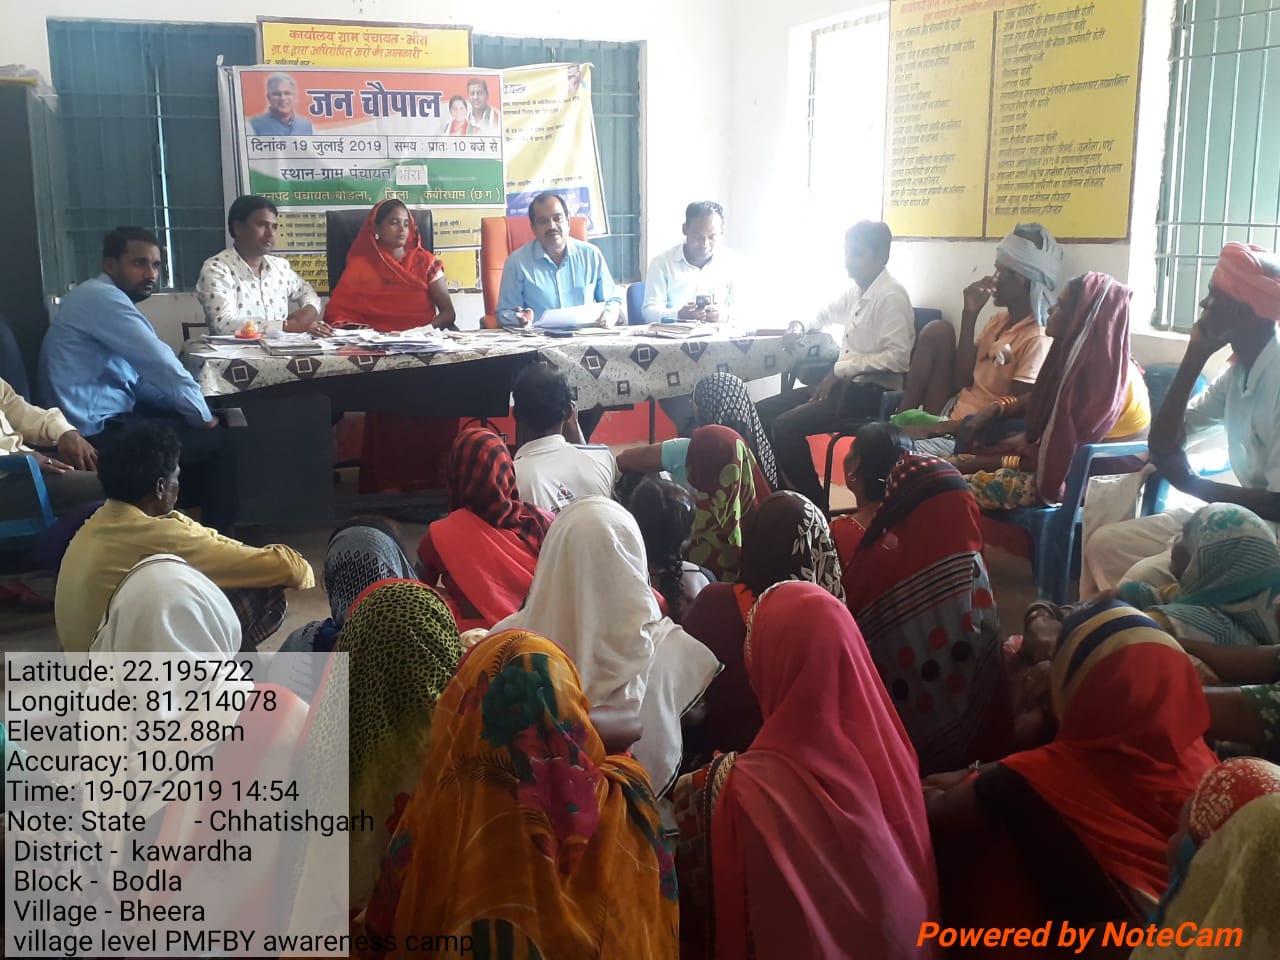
[[182, 328, 792, 408]]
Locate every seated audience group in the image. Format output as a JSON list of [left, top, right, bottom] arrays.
[[13, 181, 1280, 959]]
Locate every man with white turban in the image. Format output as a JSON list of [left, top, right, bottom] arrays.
[[900, 223, 1063, 456], [1083, 242, 1280, 593]]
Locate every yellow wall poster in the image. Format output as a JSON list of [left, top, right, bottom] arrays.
[[885, 0, 1142, 240], [259, 18, 471, 70]]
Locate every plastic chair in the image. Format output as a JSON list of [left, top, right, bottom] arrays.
[[325, 208, 435, 293], [1137, 363, 1218, 516], [626, 281, 646, 325], [0, 454, 56, 542], [984, 440, 1150, 603], [478, 216, 590, 328]]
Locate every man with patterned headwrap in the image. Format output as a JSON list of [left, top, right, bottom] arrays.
[[1084, 242, 1280, 593], [903, 223, 1062, 456]]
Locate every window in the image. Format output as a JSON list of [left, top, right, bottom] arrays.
[[474, 36, 642, 281], [806, 10, 890, 260], [48, 20, 257, 291], [1155, 0, 1280, 331]]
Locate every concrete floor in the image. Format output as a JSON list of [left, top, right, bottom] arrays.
[[0, 475, 1039, 656]]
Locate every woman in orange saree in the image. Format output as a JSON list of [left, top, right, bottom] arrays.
[[326, 199, 460, 493], [362, 629, 678, 959]]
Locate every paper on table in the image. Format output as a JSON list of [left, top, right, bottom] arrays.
[[534, 303, 606, 330]]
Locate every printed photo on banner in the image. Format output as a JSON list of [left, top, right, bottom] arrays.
[[235, 66, 506, 208], [506, 186, 598, 234]]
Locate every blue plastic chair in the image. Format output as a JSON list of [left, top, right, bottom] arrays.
[[0, 454, 56, 542], [1137, 363, 1219, 516], [984, 440, 1150, 603], [626, 281, 646, 325]]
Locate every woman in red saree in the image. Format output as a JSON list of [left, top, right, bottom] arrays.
[[673, 582, 939, 960], [925, 601, 1218, 958], [327, 199, 460, 492], [418, 426, 552, 631], [843, 453, 1010, 774]]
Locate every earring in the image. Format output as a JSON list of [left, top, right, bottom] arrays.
[[375, 233, 380, 240]]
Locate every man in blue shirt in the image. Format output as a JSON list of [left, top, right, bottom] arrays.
[[496, 191, 621, 329], [248, 73, 315, 137], [39, 227, 239, 531]]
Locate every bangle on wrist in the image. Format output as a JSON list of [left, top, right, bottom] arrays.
[[1002, 455, 1021, 470]]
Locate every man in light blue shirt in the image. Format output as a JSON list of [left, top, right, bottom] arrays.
[[496, 192, 621, 329], [247, 73, 315, 137], [39, 227, 239, 531]]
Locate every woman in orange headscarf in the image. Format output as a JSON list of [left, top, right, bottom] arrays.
[[326, 199, 456, 331], [327, 200, 459, 492]]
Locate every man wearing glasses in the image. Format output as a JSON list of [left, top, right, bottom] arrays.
[[497, 191, 621, 329]]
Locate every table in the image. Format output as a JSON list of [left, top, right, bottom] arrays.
[[182, 327, 790, 409], [180, 328, 789, 528]]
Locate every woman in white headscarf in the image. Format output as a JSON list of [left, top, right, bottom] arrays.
[[896, 223, 1063, 456], [85, 555, 310, 932], [492, 496, 721, 797]]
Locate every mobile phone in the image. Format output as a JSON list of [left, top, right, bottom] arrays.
[[695, 294, 713, 309], [215, 407, 248, 428]]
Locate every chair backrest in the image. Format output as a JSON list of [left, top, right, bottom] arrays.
[[480, 215, 589, 327], [0, 315, 31, 399], [325, 208, 435, 292], [626, 281, 646, 325], [911, 307, 940, 337], [1142, 362, 1208, 419]]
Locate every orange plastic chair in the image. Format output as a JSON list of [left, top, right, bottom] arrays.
[[480, 215, 589, 328]]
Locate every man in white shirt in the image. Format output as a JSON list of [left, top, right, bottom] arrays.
[[0, 376, 102, 518], [757, 220, 915, 511], [1084, 242, 1280, 593], [195, 195, 328, 336], [468, 78, 501, 134], [642, 201, 743, 326], [511, 363, 618, 513], [642, 200, 747, 435]]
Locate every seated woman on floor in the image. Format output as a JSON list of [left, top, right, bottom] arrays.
[[280, 515, 417, 656], [292, 579, 462, 919], [898, 223, 1061, 431], [1116, 502, 1280, 648], [685, 424, 771, 581], [626, 475, 712, 623], [362, 630, 677, 960], [493, 496, 720, 798], [948, 272, 1151, 510], [86, 555, 310, 929], [925, 601, 1217, 956], [681, 490, 844, 759], [673, 582, 939, 960], [616, 372, 779, 489], [829, 421, 914, 567], [1133, 758, 1280, 960], [325, 199, 460, 494], [418, 426, 551, 632], [841, 448, 1010, 773]]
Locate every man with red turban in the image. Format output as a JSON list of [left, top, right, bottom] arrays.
[[1084, 242, 1280, 593]]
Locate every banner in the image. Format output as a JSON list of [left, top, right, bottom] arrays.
[[885, 0, 1142, 240], [501, 63, 608, 236], [235, 67, 504, 208], [220, 62, 606, 292], [259, 18, 471, 69]]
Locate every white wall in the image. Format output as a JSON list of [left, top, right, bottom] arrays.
[[725, 0, 1185, 366]]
